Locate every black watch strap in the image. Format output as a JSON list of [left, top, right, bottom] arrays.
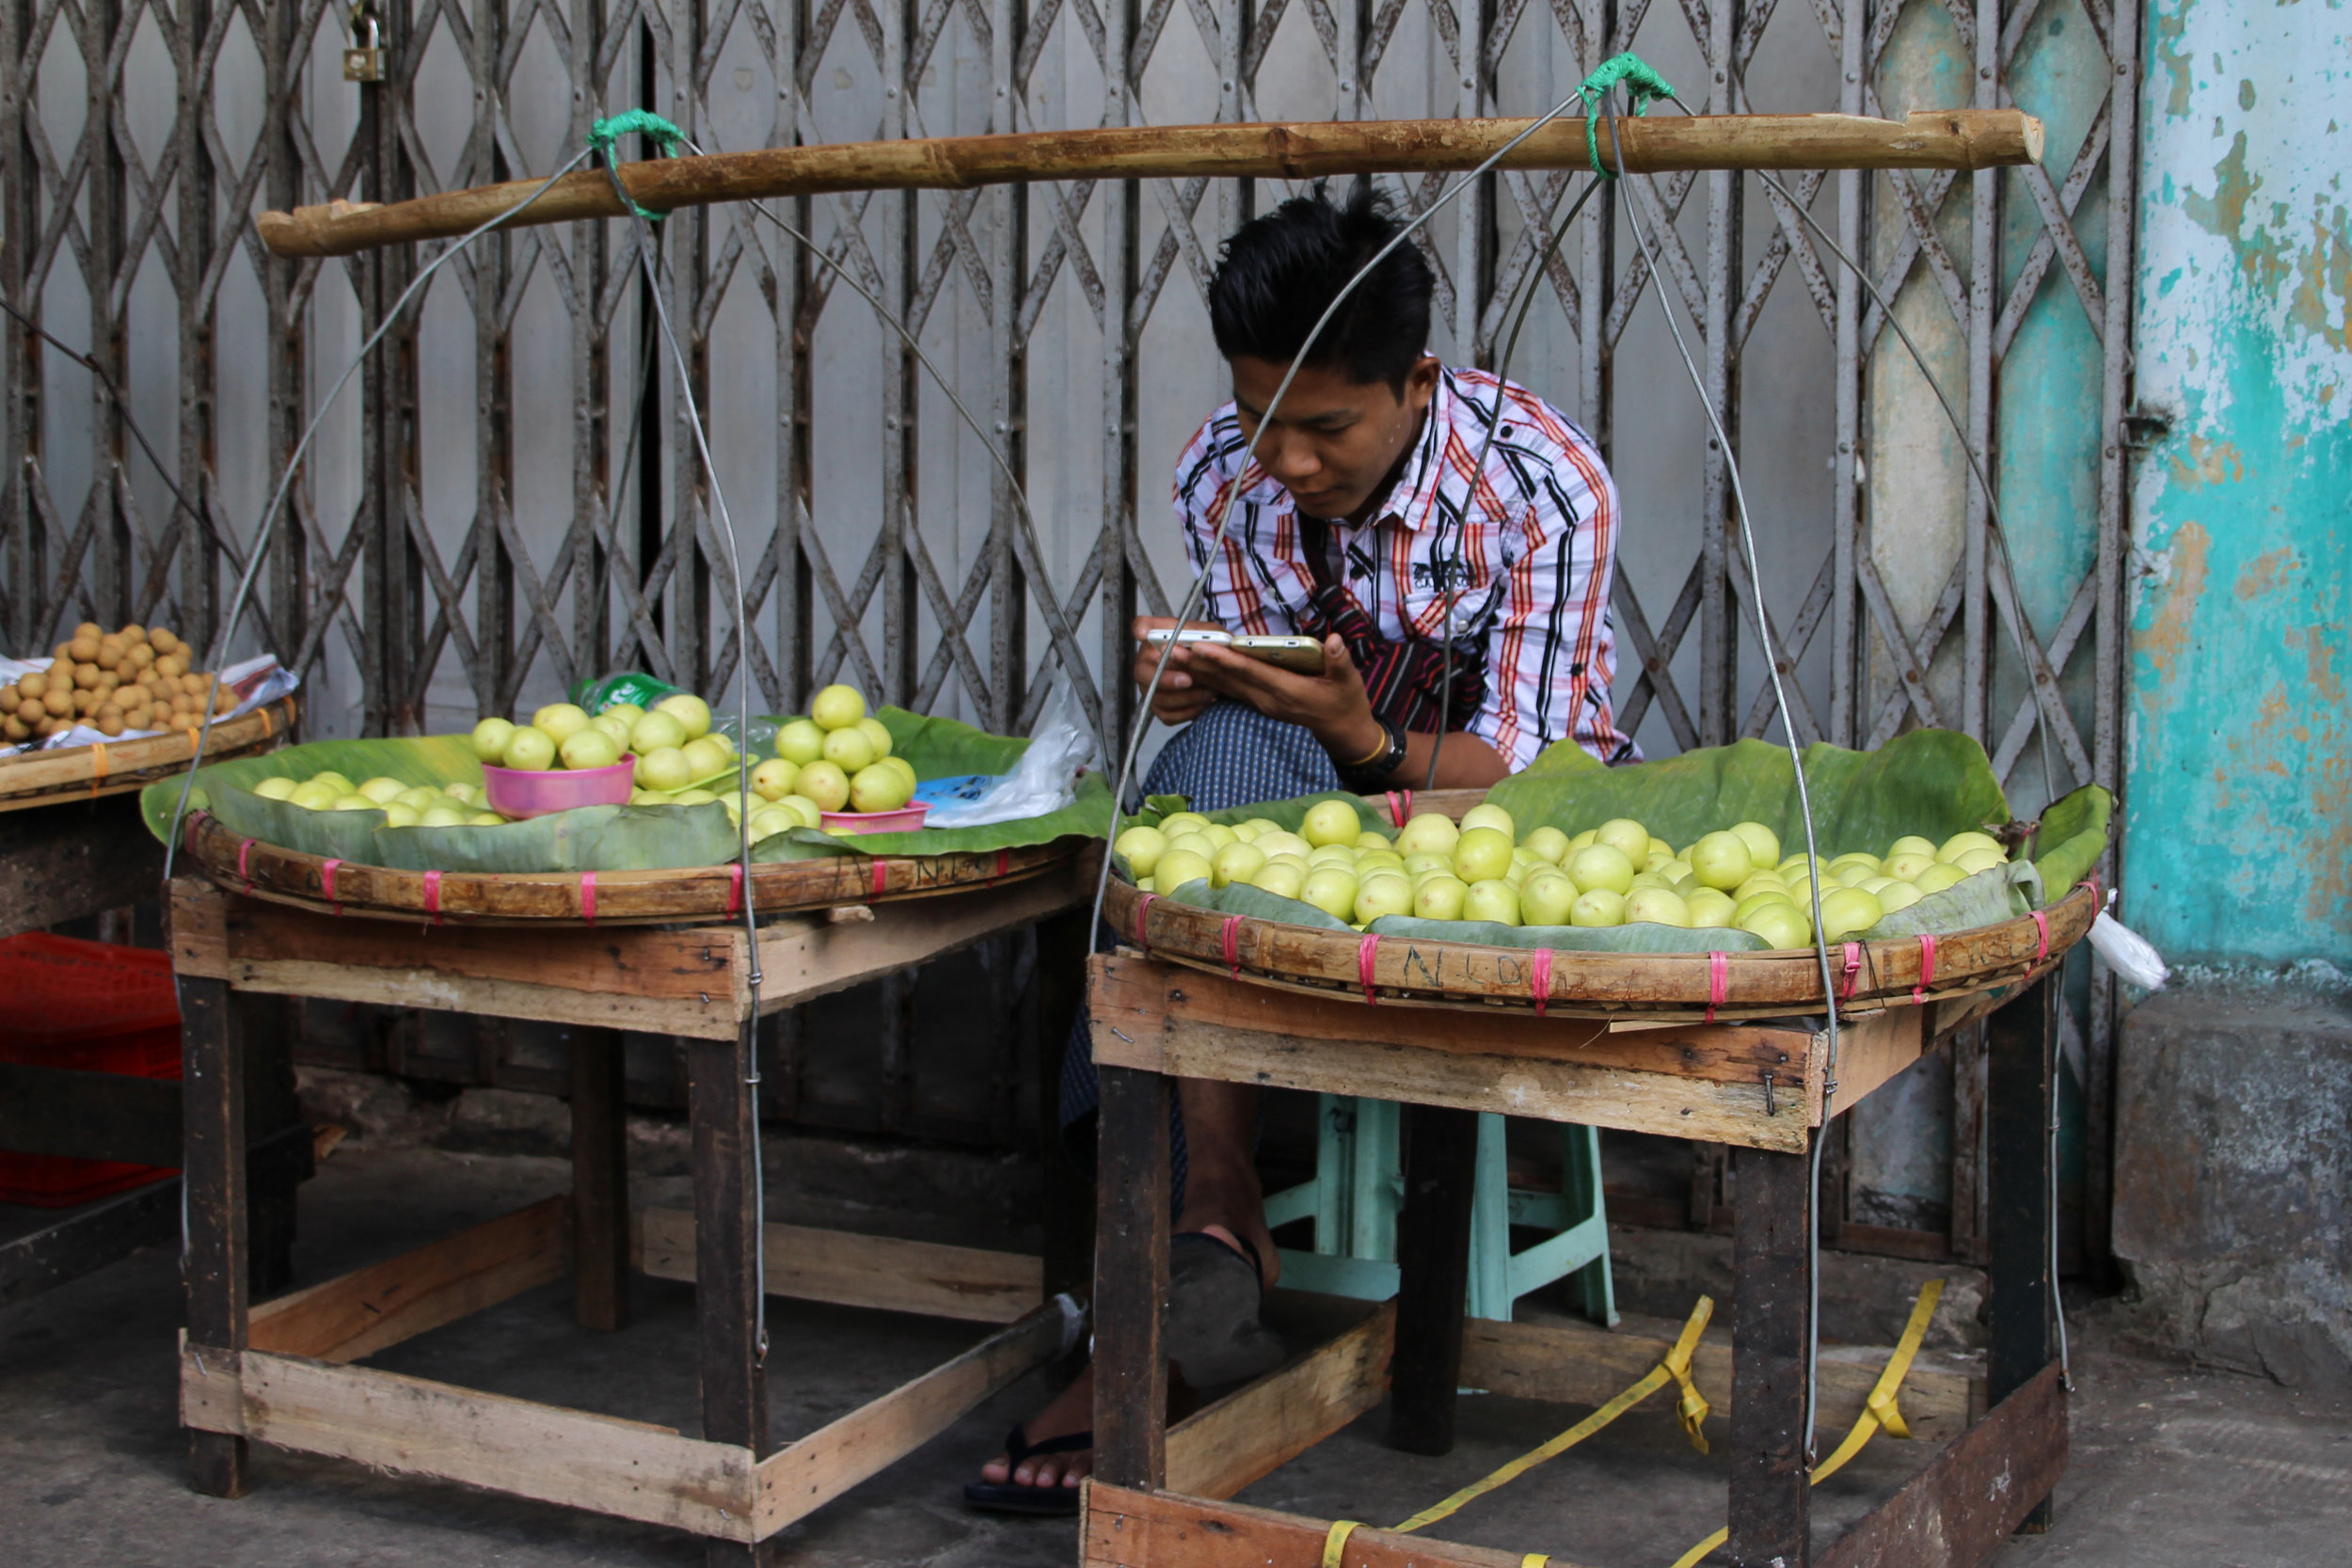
[[1334, 717, 1408, 792]]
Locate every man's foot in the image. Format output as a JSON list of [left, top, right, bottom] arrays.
[[977, 1364, 1095, 1495]]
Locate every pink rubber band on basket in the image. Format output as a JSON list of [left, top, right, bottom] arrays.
[[1705, 951, 1728, 1023], [991, 848, 1009, 885], [320, 859, 342, 914], [1531, 947, 1553, 1019], [580, 871, 597, 926], [724, 863, 745, 918], [1359, 933, 1381, 1005], [1386, 790, 1413, 828], [1840, 941, 1863, 1001], [237, 838, 257, 895], [2031, 910, 2050, 963], [1221, 914, 1244, 980], [421, 868, 443, 924], [1914, 932, 1937, 1004], [872, 860, 889, 899], [1133, 892, 1158, 951]]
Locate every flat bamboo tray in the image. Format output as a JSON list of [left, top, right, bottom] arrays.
[[1103, 876, 2095, 1022], [0, 697, 299, 814], [176, 806, 1089, 926]]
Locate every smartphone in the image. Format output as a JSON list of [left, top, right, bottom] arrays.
[[1141, 626, 1327, 676]]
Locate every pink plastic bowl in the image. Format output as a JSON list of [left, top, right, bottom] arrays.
[[818, 801, 930, 836], [482, 756, 636, 819]]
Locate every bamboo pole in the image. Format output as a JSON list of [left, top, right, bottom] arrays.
[[256, 109, 2042, 260]]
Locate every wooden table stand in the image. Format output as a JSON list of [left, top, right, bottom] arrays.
[[1083, 952, 2067, 1568], [170, 861, 1093, 1564]]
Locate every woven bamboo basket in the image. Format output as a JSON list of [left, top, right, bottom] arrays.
[[177, 805, 1090, 926], [0, 698, 299, 815], [1105, 785, 2095, 1021]]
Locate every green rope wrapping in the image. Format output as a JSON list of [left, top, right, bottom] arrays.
[[587, 109, 687, 219], [1579, 53, 1677, 177]]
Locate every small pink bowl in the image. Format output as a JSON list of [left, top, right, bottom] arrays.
[[482, 756, 636, 819], [818, 801, 931, 835]]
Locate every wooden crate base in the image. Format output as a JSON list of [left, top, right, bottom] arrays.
[[182, 1189, 1077, 1544], [1081, 1364, 2065, 1568]]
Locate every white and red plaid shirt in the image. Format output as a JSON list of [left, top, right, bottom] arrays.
[[1172, 366, 1636, 770]]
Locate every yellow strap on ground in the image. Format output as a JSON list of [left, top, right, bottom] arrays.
[[1386, 1296, 1716, 1537], [1522, 1557, 1550, 1567], [1321, 1520, 1360, 1567], [1666, 1280, 1946, 1568]]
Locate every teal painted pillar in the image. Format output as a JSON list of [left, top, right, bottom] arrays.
[[2129, 0, 2351, 972]]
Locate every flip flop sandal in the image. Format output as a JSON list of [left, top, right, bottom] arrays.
[[962, 1422, 1092, 1516], [1166, 1229, 1287, 1388]]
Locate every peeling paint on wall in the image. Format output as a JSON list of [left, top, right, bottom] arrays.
[[2130, 0, 2352, 968]]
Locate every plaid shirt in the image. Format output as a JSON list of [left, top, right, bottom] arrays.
[[1173, 366, 1636, 770]]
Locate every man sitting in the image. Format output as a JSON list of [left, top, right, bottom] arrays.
[[967, 178, 1634, 1513]]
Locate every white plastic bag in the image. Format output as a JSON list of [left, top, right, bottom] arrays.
[[1, 654, 298, 755], [2088, 910, 2169, 990], [924, 682, 1097, 829]]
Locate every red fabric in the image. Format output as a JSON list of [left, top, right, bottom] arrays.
[[421, 868, 443, 924], [1530, 946, 1553, 1018], [1134, 892, 1159, 950], [1359, 933, 1382, 1006], [872, 860, 888, 898], [320, 858, 342, 913], [1705, 950, 1728, 1023], [2031, 910, 2050, 963], [1385, 790, 1413, 828], [1221, 914, 1244, 979], [1914, 932, 1938, 1004], [725, 862, 744, 917], [580, 871, 597, 926], [237, 838, 256, 895], [1839, 941, 1863, 1001]]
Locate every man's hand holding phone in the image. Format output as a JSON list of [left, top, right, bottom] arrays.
[[1131, 618, 1229, 725]]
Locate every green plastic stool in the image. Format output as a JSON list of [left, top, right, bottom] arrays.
[[1263, 1096, 1617, 1324]]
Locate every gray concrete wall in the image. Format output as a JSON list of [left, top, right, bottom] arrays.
[[2111, 981, 2352, 1392]]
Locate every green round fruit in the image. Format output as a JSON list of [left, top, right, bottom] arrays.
[[1818, 886, 1884, 941], [681, 736, 733, 782], [418, 803, 469, 827], [500, 726, 557, 771], [532, 703, 591, 745], [1519, 826, 1571, 865], [1301, 799, 1361, 848], [1154, 847, 1214, 894], [395, 785, 442, 810], [381, 802, 421, 828], [1567, 843, 1637, 896], [1594, 817, 1650, 865], [1626, 887, 1692, 927], [1210, 842, 1265, 889], [1413, 875, 1470, 921], [853, 717, 894, 760], [850, 763, 914, 814], [775, 719, 826, 766], [1395, 813, 1460, 856], [1914, 862, 1968, 894], [357, 775, 405, 804], [637, 745, 694, 793], [1518, 870, 1578, 927], [1740, 902, 1812, 949], [1684, 888, 1739, 927], [1299, 867, 1359, 922], [1250, 861, 1306, 900], [1115, 826, 1168, 876], [560, 728, 624, 771], [329, 794, 376, 812], [1729, 820, 1781, 867], [1464, 879, 1522, 927], [289, 779, 342, 811], [1936, 830, 2004, 863], [469, 718, 516, 761], [795, 760, 850, 813], [655, 692, 712, 739], [820, 725, 876, 773], [252, 776, 298, 801], [1453, 826, 1516, 883], [628, 710, 688, 754], [1689, 831, 1755, 891], [1354, 875, 1412, 924], [1567, 888, 1628, 927], [1459, 803, 1516, 839], [468, 811, 505, 826], [590, 712, 635, 746], [751, 758, 800, 802], [811, 684, 866, 731]]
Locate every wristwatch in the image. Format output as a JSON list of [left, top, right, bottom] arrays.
[[1334, 716, 1407, 792]]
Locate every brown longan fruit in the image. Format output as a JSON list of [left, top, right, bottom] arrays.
[[96, 670, 119, 692], [69, 634, 100, 661], [151, 627, 179, 654], [73, 661, 100, 689], [118, 623, 146, 643], [95, 712, 124, 736], [153, 654, 183, 680], [72, 620, 100, 640], [0, 684, 14, 709], [72, 689, 95, 715], [15, 698, 40, 724], [127, 643, 153, 670], [42, 689, 72, 718], [20, 671, 47, 700], [213, 689, 234, 714], [2, 716, 26, 742]]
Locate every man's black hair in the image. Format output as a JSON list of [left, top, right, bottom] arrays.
[[1206, 178, 1433, 394]]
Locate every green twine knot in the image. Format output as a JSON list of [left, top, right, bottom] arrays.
[[587, 109, 687, 219], [1579, 52, 1677, 178]]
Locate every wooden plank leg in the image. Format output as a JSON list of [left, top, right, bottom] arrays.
[[1035, 908, 1094, 1302], [1986, 974, 2058, 1533], [1093, 1063, 1171, 1490], [688, 1027, 772, 1567], [239, 991, 304, 1298], [179, 971, 248, 1499], [572, 1027, 630, 1331], [1389, 1103, 1477, 1456], [1729, 1146, 1814, 1567]]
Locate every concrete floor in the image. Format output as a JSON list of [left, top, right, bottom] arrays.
[[3, 1139, 2346, 1567]]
